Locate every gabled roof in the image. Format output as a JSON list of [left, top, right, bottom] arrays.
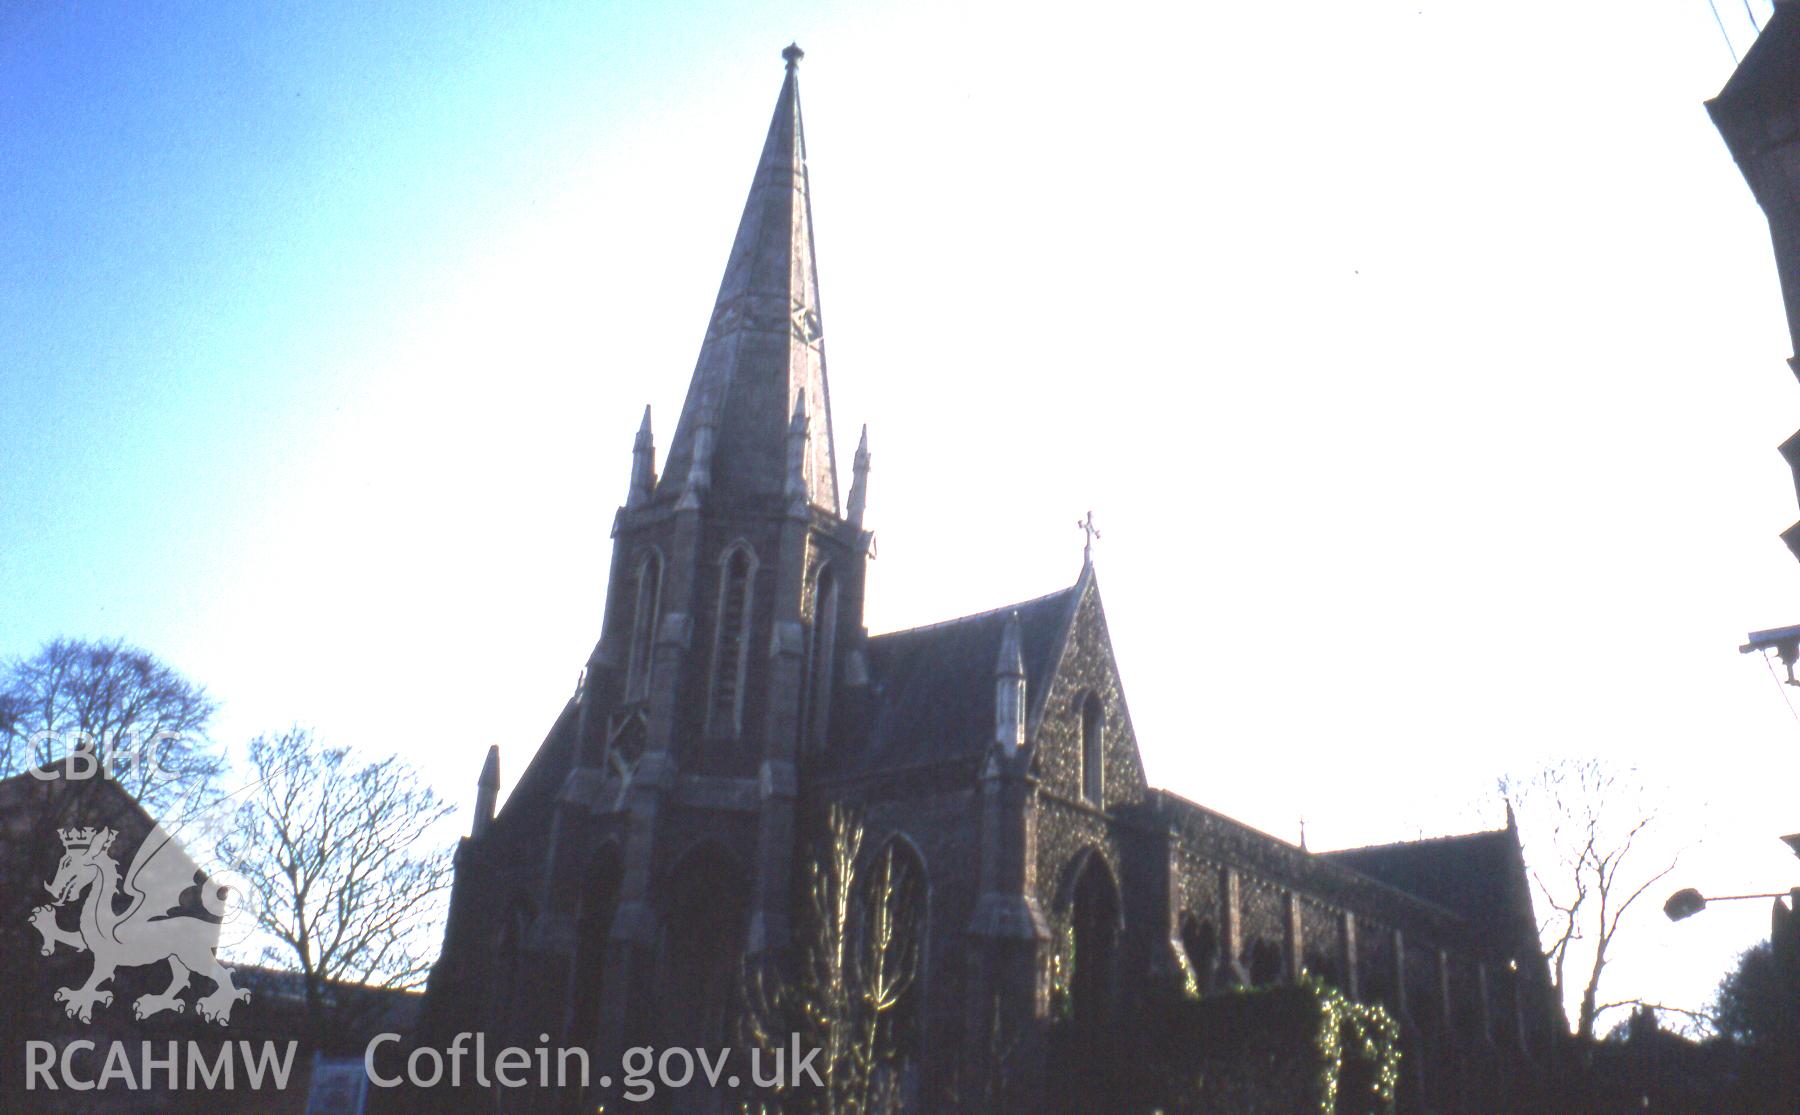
[[0, 765, 156, 845], [491, 692, 578, 834], [846, 579, 1084, 773], [1318, 828, 1525, 943]]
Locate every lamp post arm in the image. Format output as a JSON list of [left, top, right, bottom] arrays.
[[1702, 891, 1793, 904]]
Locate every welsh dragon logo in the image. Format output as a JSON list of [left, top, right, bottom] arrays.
[[29, 824, 251, 1026]]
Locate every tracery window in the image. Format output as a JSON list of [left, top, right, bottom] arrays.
[[624, 551, 663, 701]]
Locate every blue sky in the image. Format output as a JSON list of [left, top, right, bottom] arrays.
[[4, 2, 699, 621], [5, 0, 1798, 1023]]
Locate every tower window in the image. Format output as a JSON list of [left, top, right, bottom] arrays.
[[802, 565, 839, 750], [625, 552, 662, 701], [708, 547, 755, 735], [1080, 692, 1104, 804]]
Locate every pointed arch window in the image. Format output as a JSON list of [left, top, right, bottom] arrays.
[[625, 551, 663, 702], [858, 836, 927, 1081], [1246, 938, 1284, 987], [493, 895, 536, 1044], [709, 546, 756, 736], [1180, 914, 1218, 995], [1080, 692, 1104, 805], [802, 564, 839, 750]]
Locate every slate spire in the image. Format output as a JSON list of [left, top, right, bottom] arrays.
[[658, 44, 838, 513]]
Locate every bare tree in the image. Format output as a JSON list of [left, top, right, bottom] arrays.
[[0, 689, 22, 776], [1500, 759, 1678, 1041], [219, 728, 454, 1033], [0, 637, 222, 820], [0, 641, 219, 1110], [740, 805, 921, 1115]]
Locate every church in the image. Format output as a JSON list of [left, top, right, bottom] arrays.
[[418, 46, 1560, 1114]]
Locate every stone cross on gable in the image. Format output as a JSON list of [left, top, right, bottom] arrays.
[[1076, 510, 1101, 564]]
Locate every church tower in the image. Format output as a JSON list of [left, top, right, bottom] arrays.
[[501, 41, 875, 1104]]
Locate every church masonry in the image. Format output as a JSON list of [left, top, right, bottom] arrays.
[[418, 46, 1561, 1114]]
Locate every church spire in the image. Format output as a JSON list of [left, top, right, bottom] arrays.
[[657, 44, 838, 513]]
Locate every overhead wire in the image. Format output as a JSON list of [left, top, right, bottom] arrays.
[[1761, 648, 1800, 724], [1708, 0, 1741, 64]]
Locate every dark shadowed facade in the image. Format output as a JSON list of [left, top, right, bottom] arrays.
[[1709, 0, 1800, 566], [1708, 5, 1800, 1106], [419, 47, 1560, 1114]]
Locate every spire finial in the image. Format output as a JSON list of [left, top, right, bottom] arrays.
[[996, 611, 1025, 678], [847, 424, 871, 527], [472, 745, 501, 838], [782, 42, 804, 70], [628, 405, 656, 508], [994, 611, 1027, 757]]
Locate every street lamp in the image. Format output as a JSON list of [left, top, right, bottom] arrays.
[[1664, 834, 1800, 921], [1663, 887, 1792, 922]]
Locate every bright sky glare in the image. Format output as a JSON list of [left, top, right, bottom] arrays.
[[4, 0, 1798, 1025]]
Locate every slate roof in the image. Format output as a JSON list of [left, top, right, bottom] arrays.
[[1319, 828, 1523, 942], [846, 581, 1082, 772], [233, 964, 422, 1030], [491, 694, 577, 835]]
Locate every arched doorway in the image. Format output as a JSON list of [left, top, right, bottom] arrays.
[[566, 844, 622, 1054], [1069, 854, 1120, 1033], [492, 895, 536, 1049], [1055, 850, 1121, 1114], [659, 842, 750, 1115]]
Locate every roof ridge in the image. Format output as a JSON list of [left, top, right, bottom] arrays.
[[869, 581, 1079, 641], [1150, 789, 1471, 927], [1318, 827, 1511, 856], [1027, 561, 1093, 731], [1152, 788, 1298, 850]]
